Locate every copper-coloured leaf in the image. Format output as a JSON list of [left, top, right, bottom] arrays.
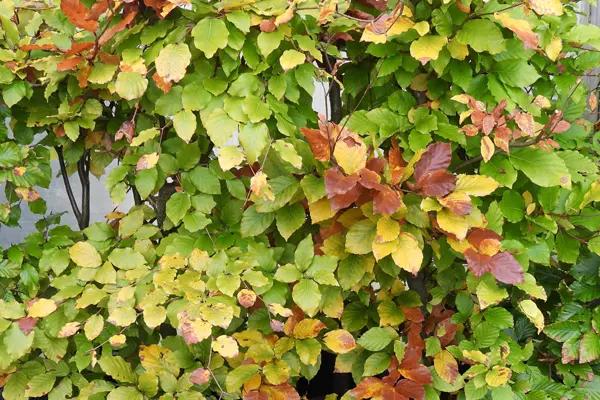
[[415, 170, 456, 197], [374, 186, 401, 215], [489, 251, 524, 284], [301, 127, 330, 162], [324, 168, 358, 196], [414, 142, 452, 183], [60, 0, 100, 31]]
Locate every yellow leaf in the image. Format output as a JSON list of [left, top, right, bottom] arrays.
[[518, 299, 545, 333], [212, 335, 239, 358], [143, 305, 167, 329], [391, 232, 423, 275], [58, 321, 81, 338], [434, 350, 459, 384], [323, 329, 357, 354], [155, 43, 191, 83], [485, 366, 512, 387], [361, 17, 414, 44], [437, 209, 470, 240], [410, 35, 448, 65], [421, 197, 442, 212], [293, 319, 326, 339], [189, 248, 210, 271], [375, 217, 400, 243], [250, 171, 274, 202], [218, 146, 245, 171], [481, 136, 495, 163], [136, 152, 160, 171], [177, 311, 212, 344], [279, 49, 305, 71], [448, 40, 469, 60], [529, 0, 563, 16], [494, 13, 539, 50], [333, 134, 367, 175], [309, 198, 336, 223], [84, 315, 104, 340], [462, 349, 487, 364], [70, 241, 102, 268], [109, 334, 126, 347], [412, 21, 430, 36], [455, 175, 499, 196], [372, 239, 399, 261], [545, 36, 562, 61], [267, 303, 293, 317], [28, 298, 57, 318]]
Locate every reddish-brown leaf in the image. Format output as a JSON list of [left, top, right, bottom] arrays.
[[60, 0, 99, 31], [439, 192, 472, 216], [381, 385, 410, 400], [57, 56, 84, 72], [366, 157, 386, 174], [18, 317, 37, 335], [153, 72, 172, 93], [395, 379, 426, 400], [259, 19, 277, 32], [415, 170, 456, 197], [301, 127, 330, 162], [374, 186, 401, 215], [514, 112, 534, 136], [436, 318, 457, 347], [115, 120, 135, 143], [389, 139, 405, 185], [359, 168, 384, 190], [414, 142, 452, 183], [88, 0, 111, 20], [99, 5, 138, 45], [350, 377, 386, 399], [325, 168, 358, 196], [330, 185, 362, 210], [399, 365, 432, 385], [65, 41, 95, 55], [464, 248, 492, 277], [461, 124, 479, 137], [489, 251, 524, 284], [467, 228, 502, 252], [402, 307, 424, 323], [20, 43, 57, 52], [482, 115, 495, 135]]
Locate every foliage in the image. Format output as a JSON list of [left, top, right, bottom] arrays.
[[1, 0, 600, 398]]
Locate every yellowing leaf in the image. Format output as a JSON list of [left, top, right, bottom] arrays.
[[143, 305, 167, 329], [462, 349, 487, 364], [413, 21, 430, 36], [333, 134, 367, 175], [485, 366, 512, 387], [293, 319, 326, 339], [410, 35, 448, 65], [529, 0, 563, 16], [494, 13, 539, 49], [84, 315, 105, 340], [218, 146, 245, 170], [212, 335, 239, 358], [69, 241, 102, 268], [518, 299, 544, 333], [309, 197, 336, 223], [250, 171, 274, 201], [323, 329, 357, 354], [136, 152, 160, 171], [109, 334, 127, 347], [280, 50, 305, 71], [545, 36, 562, 61], [372, 239, 399, 261], [434, 350, 459, 384], [177, 311, 212, 344], [481, 136, 495, 163], [448, 40, 469, 60], [437, 209, 469, 240], [58, 321, 81, 338], [361, 17, 414, 44], [155, 43, 191, 83], [28, 298, 57, 318], [375, 217, 400, 243], [391, 232, 423, 275], [455, 175, 499, 196]]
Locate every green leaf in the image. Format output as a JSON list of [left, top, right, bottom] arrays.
[[357, 327, 397, 351], [135, 168, 157, 199], [346, 220, 376, 254], [3, 323, 33, 358], [25, 373, 56, 398], [363, 352, 391, 377], [165, 193, 190, 225], [295, 234, 314, 271], [292, 279, 321, 317], [456, 20, 505, 54], [155, 43, 191, 83], [108, 248, 146, 270], [480, 156, 517, 188], [99, 354, 137, 384], [3, 372, 27, 400], [498, 190, 524, 223], [280, 49, 306, 71], [189, 166, 221, 194], [579, 331, 600, 363], [225, 364, 260, 393], [200, 108, 237, 147], [273, 140, 302, 169], [115, 72, 148, 101], [192, 18, 229, 58], [107, 387, 143, 400], [173, 110, 197, 143], [257, 30, 284, 57], [240, 205, 274, 237], [276, 203, 306, 240], [510, 148, 571, 188], [495, 60, 541, 88], [239, 123, 269, 164]]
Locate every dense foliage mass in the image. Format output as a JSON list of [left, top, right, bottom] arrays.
[[1, 0, 600, 398]]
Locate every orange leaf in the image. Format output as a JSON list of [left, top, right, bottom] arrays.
[[57, 56, 84, 72], [60, 0, 99, 31]]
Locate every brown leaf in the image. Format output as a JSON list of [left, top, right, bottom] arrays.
[[514, 112, 534, 136], [259, 19, 277, 32], [99, 4, 138, 45], [66, 41, 95, 55], [374, 186, 401, 215], [489, 251, 524, 284], [330, 185, 362, 210], [414, 142, 452, 183], [301, 127, 330, 162], [115, 120, 135, 143], [60, 0, 99, 32], [57, 56, 85, 72], [388, 139, 405, 185], [359, 168, 384, 190], [153, 72, 172, 93], [324, 168, 358, 196], [415, 170, 456, 197], [395, 379, 424, 400]]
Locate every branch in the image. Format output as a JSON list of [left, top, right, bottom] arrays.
[[55, 146, 83, 228], [77, 150, 90, 228]]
